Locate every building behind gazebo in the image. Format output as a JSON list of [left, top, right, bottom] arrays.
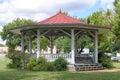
[[10, 10, 111, 71]]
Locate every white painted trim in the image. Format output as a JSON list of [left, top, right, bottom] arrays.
[[29, 36, 32, 54], [71, 29, 75, 64], [37, 30, 40, 58], [94, 31, 98, 63], [21, 33, 24, 52], [50, 36, 53, 54]]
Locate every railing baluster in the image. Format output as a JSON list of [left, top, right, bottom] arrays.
[[35, 53, 72, 63]]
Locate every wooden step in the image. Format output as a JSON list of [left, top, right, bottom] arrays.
[[75, 57, 93, 64], [75, 64, 104, 71]]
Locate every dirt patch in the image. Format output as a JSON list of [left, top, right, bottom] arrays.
[[71, 69, 120, 73]]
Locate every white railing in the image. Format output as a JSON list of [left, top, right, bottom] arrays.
[[75, 52, 92, 57], [41, 53, 72, 63]]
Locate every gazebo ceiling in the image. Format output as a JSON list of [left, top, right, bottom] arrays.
[[9, 10, 111, 34]]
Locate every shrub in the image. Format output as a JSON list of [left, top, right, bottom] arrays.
[[37, 57, 47, 64], [27, 57, 68, 71], [19, 52, 31, 69], [36, 57, 47, 71], [27, 58, 37, 70], [46, 62, 56, 71], [27, 57, 47, 71], [54, 57, 68, 71], [6, 48, 30, 69], [32, 65, 41, 71], [38, 64, 47, 71], [99, 53, 113, 69], [6, 50, 21, 68], [7, 63, 18, 68]]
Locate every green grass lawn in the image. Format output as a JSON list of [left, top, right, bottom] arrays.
[[0, 56, 120, 80], [113, 62, 120, 68]]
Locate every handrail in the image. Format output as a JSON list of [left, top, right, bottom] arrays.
[[41, 53, 72, 63]]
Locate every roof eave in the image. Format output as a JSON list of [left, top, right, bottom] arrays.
[[9, 23, 111, 34]]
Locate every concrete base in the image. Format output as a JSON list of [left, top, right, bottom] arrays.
[[68, 64, 75, 71]]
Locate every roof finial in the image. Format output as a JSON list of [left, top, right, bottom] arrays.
[[59, 9, 62, 13]]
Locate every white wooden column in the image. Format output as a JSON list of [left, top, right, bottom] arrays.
[[94, 31, 98, 63], [50, 36, 53, 54], [21, 33, 25, 69], [21, 33, 24, 52], [71, 29, 75, 64], [37, 30, 40, 58], [29, 36, 32, 54]]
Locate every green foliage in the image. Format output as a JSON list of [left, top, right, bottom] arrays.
[[27, 57, 67, 71], [7, 50, 21, 68], [55, 35, 93, 53], [98, 33, 115, 53], [0, 18, 34, 49], [46, 62, 56, 71], [55, 37, 71, 53], [76, 35, 93, 52], [87, 8, 116, 52], [27, 57, 47, 71], [98, 53, 113, 69], [87, 9, 114, 26], [54, 57, 68, 71], [37, 57, 47, 64], [26, 58, 37, 70], [113, 62, 120, 68], [35, 57, 47, 71], [27, 56, 56, 71], [0, 43, 5, 47], [33, 36, 50, 51], [7, 48, 30, 68], [112, 0, 120, 52], [87, 0, 120, 52], [78, 18, 87, 23], [87, 8, 115, 67]]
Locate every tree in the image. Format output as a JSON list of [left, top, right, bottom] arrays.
[[78, 18, 87, 23], [87, 8, 114, 68], [76, 35, 93, 53], [87, 8, 114, 26], [87, 9, 114, 53], [55, 36, 71, 53], [0, 18, 34, 50], [0, 18, 35, 69], [32, 36, 50, 52], [112, 0, 120, 53]]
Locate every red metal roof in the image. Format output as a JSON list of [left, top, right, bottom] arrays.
[[38, 10, 85, 24]]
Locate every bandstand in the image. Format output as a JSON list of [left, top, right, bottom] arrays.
[[10, 10, 111, 71]]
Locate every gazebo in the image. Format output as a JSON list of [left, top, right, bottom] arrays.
[[10, 10, 111, 70]]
